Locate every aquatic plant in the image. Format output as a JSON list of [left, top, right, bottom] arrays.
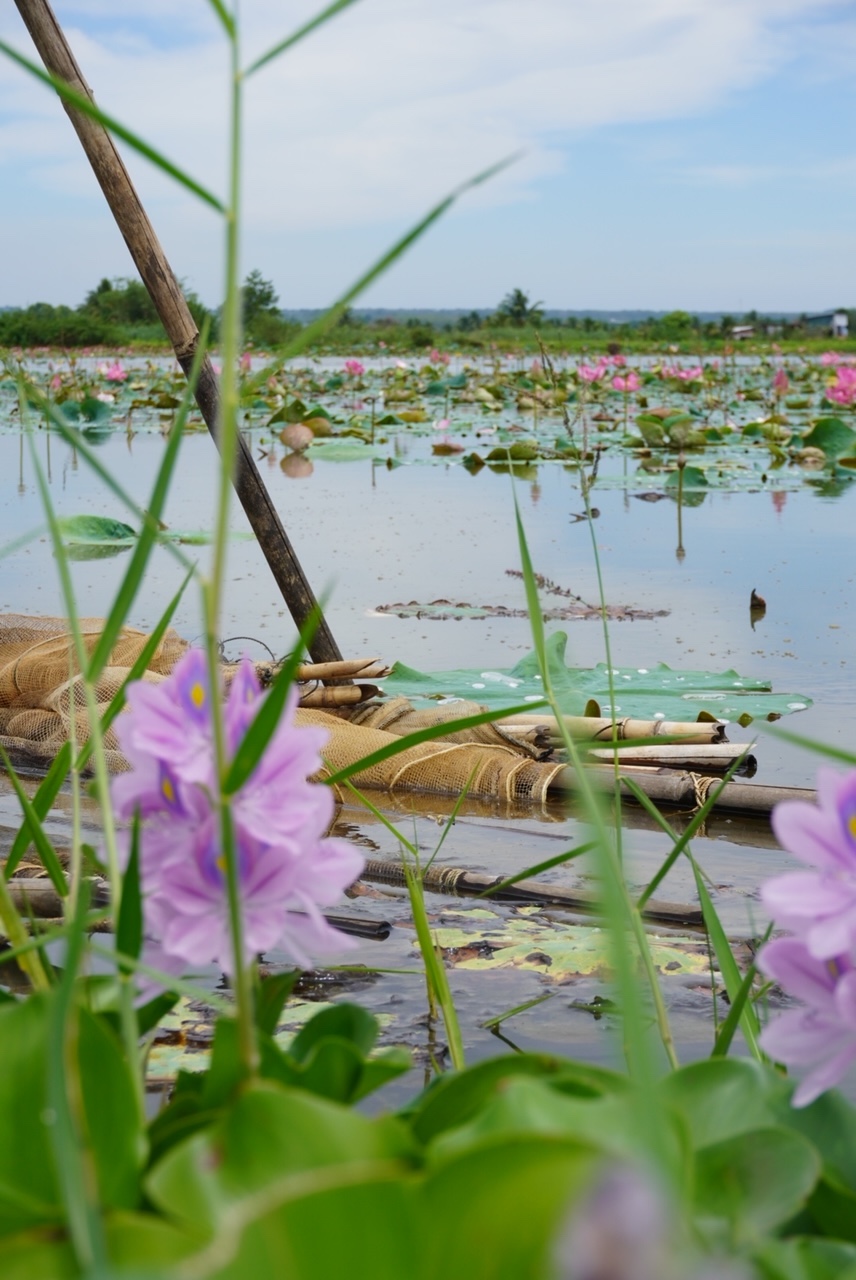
[[112, 647, 363, 977], [5, 5, 856, 1279]]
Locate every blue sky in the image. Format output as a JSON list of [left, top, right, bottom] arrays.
[[1, 0, 854, 312]]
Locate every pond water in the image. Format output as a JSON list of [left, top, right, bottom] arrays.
[[2, 351, 855, 1094]]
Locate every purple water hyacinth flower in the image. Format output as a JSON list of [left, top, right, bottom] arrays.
[[112, 649, 364, 980], [762, 768, 856, 960], [758, 936, 856, 1107]]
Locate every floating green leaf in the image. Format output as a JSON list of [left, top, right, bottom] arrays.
[[381, 631, 812, 723]]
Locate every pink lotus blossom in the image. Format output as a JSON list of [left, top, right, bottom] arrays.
[[112, 649, 363, 978], [662, 364, 703, 382], [239, 352, 252, 373], [49, 373, 62, 391], [821, 351, 841, 366], [429, 348, 450, 366], [610, 353, 627, 367], [578, 364, 606, 383], [827, 366, 856, 407], [344, 358, 365, 377], [612, 371, 640, 394], [100, 361, 127, 383], [772, 369, 789, 395]]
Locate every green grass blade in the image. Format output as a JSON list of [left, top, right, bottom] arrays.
[[244, 0, 360, 77], [0, 745, 68, 895], [690, 854, 764, 1062], [4, 569, 192, 877], [203, 0, 236, 38], [0, 41, 224, 212], [635, 756, 748, 909], [482, 993, 553, 1030], [19, 382, 194, 573], [4, 743, 71, 878], [478, 841, 596, 897], [759, 721, 856, 768], [404, 859, 465, 1070], [712, 924, 772, 1058], [513, 496, 548, 679], [116, 816, 142, 962], [86, 334, 203, 678], [340, 779, 418, 857], [46, 882, 108, 1274], [322, 699, 546, 787], [422, 766, 477, 874]]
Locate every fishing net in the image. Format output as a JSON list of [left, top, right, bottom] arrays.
[[0, 614, 567, 802]]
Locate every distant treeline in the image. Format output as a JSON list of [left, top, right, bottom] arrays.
[[1, 278, 853, 351]]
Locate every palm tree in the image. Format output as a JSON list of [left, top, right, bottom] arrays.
[[495, 288, 544, 327]]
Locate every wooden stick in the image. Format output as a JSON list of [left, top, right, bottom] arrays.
[[14, 0, 343, 665], [360, 858, 703, 928]]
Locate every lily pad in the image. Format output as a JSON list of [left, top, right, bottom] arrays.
[[423, 910, 712, 982], [381, 631, 811, 723]]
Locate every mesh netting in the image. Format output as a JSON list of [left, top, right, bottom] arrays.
[[0, 615, 566, 801], [0, 614, 187, 772]]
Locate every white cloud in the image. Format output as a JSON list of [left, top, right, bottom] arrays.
[[0, 0, 851, 303]]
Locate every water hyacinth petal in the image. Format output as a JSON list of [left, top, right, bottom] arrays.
[[791, 1044, 856, 1108], [111, 647, 365, 987], [771, 799, 855, 873], [757, 936, 840, 1004], [276, 897, 359, 971], [761, 872, 850, 924]]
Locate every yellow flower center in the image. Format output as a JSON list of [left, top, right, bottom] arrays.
[[190, 681, 205, 709]]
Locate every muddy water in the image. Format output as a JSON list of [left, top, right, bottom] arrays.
[[2, 362, 855, 1088]]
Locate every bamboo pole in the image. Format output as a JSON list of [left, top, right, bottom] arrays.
[[551, 764, 815, 817], [14, 0, 343, 664], [500, 713, 725, 744], [585, 743, 756, 773]]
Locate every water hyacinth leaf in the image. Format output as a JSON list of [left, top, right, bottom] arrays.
[[693, 1126, 820, 1239], [405, 1053, 624, 1146], [658, 1059, 777, 1150], [0, 993, 143, 1237], [752, 1237, 856, 1280], [422, 1137, 596, 1280], [380, 631, 811, 723], [288, 1002, 379, 1063], [145, 1083, 415, 1239]]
